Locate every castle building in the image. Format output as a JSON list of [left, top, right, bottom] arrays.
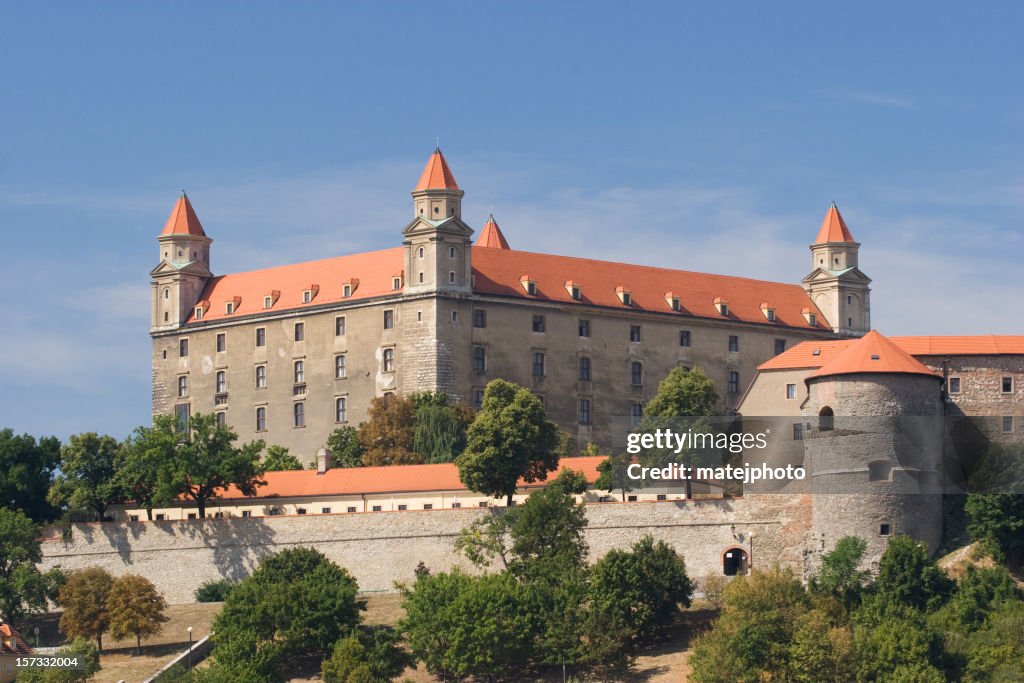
[[150, 149, 868, 456]]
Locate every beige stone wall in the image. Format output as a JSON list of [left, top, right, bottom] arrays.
[[40, 496, 811, 605]]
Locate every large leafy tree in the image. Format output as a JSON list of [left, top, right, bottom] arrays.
[[810, 535, 870, 612], [107, 574, 169, 655], [321, 626, 412, 683], [456, 379, 559, 505], [158, 413, 265, 518], [0, 429, 61, 523], [412, 401, 475, 463], [325, 426, 364, 468], [57, 567, 114, 653], [261, 445, 304, 471], [48, 433, 122, 522], [210, 547, 365, 682], [873, 535, 954, 613], [0, 508, 64, 626], [965, 490, 1024, 564], [116, 415, 178, 521], [595, 451, 633, 501], [358, 394, 419, 466]]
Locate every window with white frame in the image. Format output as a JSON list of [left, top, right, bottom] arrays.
[[336, 397, 347, 423], [293, 402, 305, 428], [335, 354, 346, 379], [255, 365, 267, 388]]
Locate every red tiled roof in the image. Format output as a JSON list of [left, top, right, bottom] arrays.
[[413, 148, 459, 191], [472, 248, 829, 330], [219, 456, 606, 500], [760, 334, 1024, 371], [814, 202, 855, 244], [808, 330, 938, 379], [475, 215, 511, 249], [187, 248, 403, 322], [0, 623, 31, 655], [160, 193, 206, 237]]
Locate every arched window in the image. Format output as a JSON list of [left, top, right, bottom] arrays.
[[819, 406, 834, 432], [723, 547, 749, 576]]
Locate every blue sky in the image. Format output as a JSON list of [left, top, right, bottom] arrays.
[[1, 2, 1021, 440]]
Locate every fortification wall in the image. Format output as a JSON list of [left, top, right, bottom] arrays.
[[39, 496, 811, 604]]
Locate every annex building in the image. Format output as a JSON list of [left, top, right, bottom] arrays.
[[150, 148, 870, 456]]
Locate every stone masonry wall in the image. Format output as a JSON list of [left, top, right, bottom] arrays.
[[39, 496, 811, 604]]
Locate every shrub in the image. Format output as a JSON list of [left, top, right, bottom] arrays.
[[194, 578, 239, 603]]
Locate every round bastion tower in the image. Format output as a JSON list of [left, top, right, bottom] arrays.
[[803, 330, 944, 569]]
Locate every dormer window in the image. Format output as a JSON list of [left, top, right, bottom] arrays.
[[761, 303, 776, 322], [193, 300, 209, 320], [263, 290, 280, 309], [615, 286, 632, 306], [714, 297, 729, 316], [224, 297, 240, 315], [341, 279, 359, 298], [665, 292, 680, 311], [802, 308, 818, 326], [520, 275, 537, 296], [302, 291, 312, 303], [392, 276, 403, 290], [194, 307, 203, 320], [565, 281, 581, 300]]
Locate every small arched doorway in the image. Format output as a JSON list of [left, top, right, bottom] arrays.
[[819, 406, 834, 432], [723, 547, 749, 576]]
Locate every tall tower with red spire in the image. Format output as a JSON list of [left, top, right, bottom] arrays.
[[150, 192, 213, 332], [402, 148, 474, 296], [802, 202, 871, 337]]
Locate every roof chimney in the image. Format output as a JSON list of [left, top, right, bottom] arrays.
[[316, 448, 332, 475]]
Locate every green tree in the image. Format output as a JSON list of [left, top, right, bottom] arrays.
[[456, 379, 559, 505], [965, 490, 1024, 564], [810, 535, 870, 612], [788, 607, 856, 683], [595, 452, 633, 501], [107, 574, 169, 655], [117, 415, 178, 521], [358, 395, 419, 466], [851, 604, 946, 682], [326, 426, 365, 468], [0, 508, 64, 625], [399, 570, 533, 678], [589, 535, 693, 643], [16, 637, 100, 683], [262, 444, 304, 471], [643, 366, 719, 419], [689, 568, 810, 683], [321, 626, 412, 683], [874, 535, 954, 613], [158, 413, 265, 518], [412, 401, 474, 463], [48, 433, 122, 522], [57, 567, 114, 653], [0, 429, 61, 523], [211, 547, 365, 682]]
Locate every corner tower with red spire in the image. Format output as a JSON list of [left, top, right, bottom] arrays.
[[402, 148, 474, 296], [802, 202, 871, 337], [150, 192, 214, 332]]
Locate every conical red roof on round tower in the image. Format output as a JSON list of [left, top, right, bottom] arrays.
[[414, 148, 459, 191], [808, 330, 939, 379], [160, 193, 206, 237], [814, 202, 856, 244], [475, 214, 510, 249]]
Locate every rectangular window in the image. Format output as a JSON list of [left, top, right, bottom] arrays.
[[256, 327, 266, 347], [451, 310, 458, 323], [179, 339, 189, 357], [627, 495, 638, 502], [452, 502, 462, 509], [255, 365, 267, 388], [156, 513, 166, 521], [336, 397, 347, 423], [384, 310, 394, 329], [397, 504, 408, 511], [335, 316, 346, 336], [1002, 377, 1013, 393], [372, 505, 382, 512], [393, 277, 402, 290], [473, 346, 487, 373], [294, 360, 305, 383], [383, 347, 395, 372], [129, 514, 139, 522], [631, 402, 644, 427], [297, 507, 307, 515], [793, 423, 803, 440], [294, 322, 305, 341], [1003, 416, 1015, 433], [579, 319, 590, 337], [533, 315, 546, 333], [177, 375, 188, 397], [630, 325, 641, 342], [335, 354, 347, 379], [728, 371, 740, 394], [948, 377, 961, 394], [630, 361, 643, 386], [579, 356, 591, 381], [174, 403, 190, 431], [216, 333, 226, 353], [679, 330, 691, 347], [532, 352, 546, 377], [728, 335, 739, 352], [322, 507, 331, 514], [449, 271, 456, 283], [473, 389, 484, 409], [293, 402, 305, 428], [786, 383, 797, 399], [264, 296, 273, 309], [216, 370, 226, 393], [473, 309, 487, 328], [215, 412, 226, 428], [578, 399, 591, 424], [656, 494, 667, 501], [879, 523, 891, 536], [255, 407, 266, 432], [766, 309, 776, 322], [347, 506, 357, 513], [478, 501, 488, 508], [775, 339, 786, 355]]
